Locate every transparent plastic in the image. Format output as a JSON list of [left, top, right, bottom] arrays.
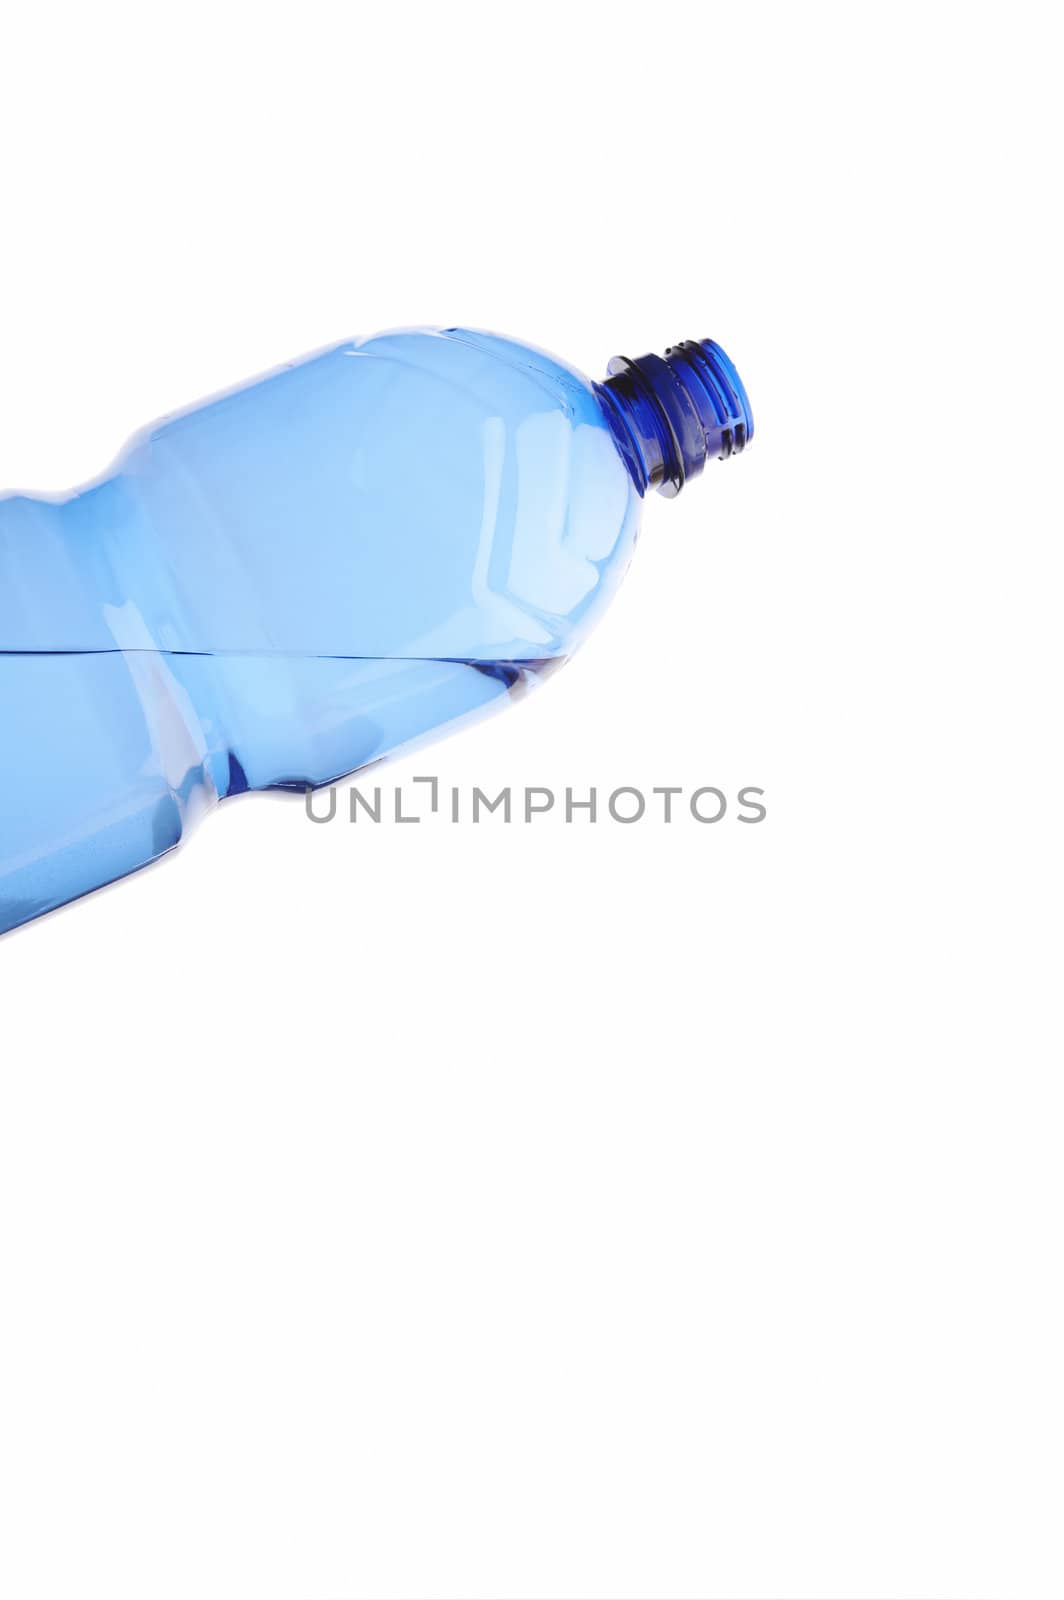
[[0, 327, 752, 935]]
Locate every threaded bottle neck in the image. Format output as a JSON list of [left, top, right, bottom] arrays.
[[594, 338, 753, 497]]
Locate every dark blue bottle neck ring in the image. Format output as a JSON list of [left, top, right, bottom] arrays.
[[594, 339, 753, 497]]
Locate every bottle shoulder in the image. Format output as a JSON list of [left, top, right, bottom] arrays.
[[116, 328, 639, 661], [350, 326, 600, 419]]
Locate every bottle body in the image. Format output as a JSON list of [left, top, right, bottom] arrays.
[[0, 329, 642, 933]]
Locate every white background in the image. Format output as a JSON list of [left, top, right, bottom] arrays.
[[1, 4, 1060, 1597]]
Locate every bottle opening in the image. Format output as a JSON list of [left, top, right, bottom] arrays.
[[595, 338, 753, 497]]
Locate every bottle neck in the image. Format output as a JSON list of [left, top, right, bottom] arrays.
[[594, 338, 753, 497]]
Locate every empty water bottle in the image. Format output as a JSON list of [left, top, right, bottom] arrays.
[[0, 327, 753, 935]]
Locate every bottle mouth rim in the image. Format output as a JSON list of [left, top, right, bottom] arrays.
[[687, 339, 754, 452]]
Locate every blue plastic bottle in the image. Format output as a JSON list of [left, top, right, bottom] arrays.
[[0, 328, 752, 935]]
